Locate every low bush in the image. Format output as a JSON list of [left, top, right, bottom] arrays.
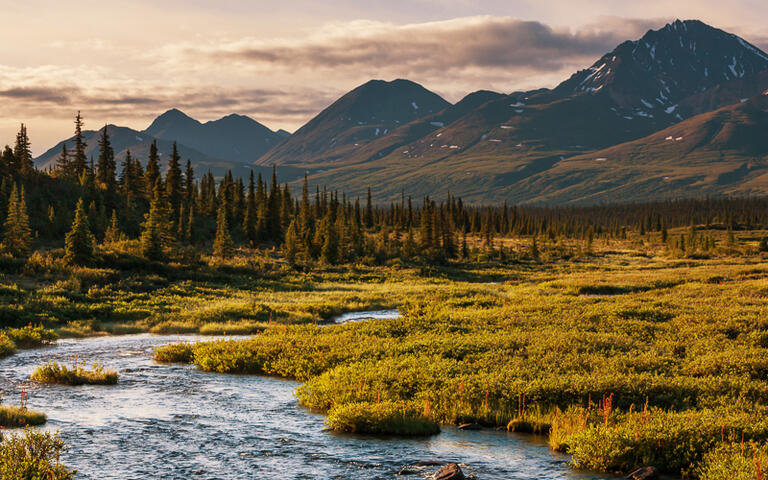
[[695, 442, 768, 480], [326, 401, 440, 436], [30, 361, 119, 386], [0, 429, 74, 479], [154, 342, 195, 363]]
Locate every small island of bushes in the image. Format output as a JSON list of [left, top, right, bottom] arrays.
[[31, 361, 119, 386]]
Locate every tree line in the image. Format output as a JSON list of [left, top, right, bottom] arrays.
[[2, 113, 768, 266]]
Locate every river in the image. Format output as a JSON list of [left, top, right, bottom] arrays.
[[0, 326, 617, 479]]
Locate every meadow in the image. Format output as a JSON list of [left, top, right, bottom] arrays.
[[2, 227, 768, 478]]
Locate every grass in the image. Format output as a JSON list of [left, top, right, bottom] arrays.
[[30, 361, 119, 386], [0, 429, 75, 479], [325, 401, 441, 436], [149, 239, 768, 476], [5, 228, 768, 477], [0, 405, 47, 428]]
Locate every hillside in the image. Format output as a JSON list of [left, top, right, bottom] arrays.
[[294, 20, 768, 203], [255, 79, 450, 166]]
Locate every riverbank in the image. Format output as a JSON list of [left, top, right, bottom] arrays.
[[0, 333, 613, 479], [153, 254, 768, 478]]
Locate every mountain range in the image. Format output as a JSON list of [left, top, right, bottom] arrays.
[[34, 19, 768, 204]]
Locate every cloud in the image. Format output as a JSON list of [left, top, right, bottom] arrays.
[[185, 16, 665, 74], [0, 87, 75, 103]]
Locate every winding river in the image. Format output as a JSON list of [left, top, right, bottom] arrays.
[[0, 319, 618, 479]]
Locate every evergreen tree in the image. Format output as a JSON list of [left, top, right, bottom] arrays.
[[104, 210, 121, 243], [0, 146, 16, 177], [364, 187, 373, 228], [2, 183, 32, 258], [64, 198, 95, 264], [54, 143, 71, 178], [284, 218, 300, 265], [184, 160, 195, 209], [144, 140, 161, 197], [320, 214, 339, 264], [14, 124, 33, 177], [266, 166, 281, 242], [213, 200, 234, 258], [96, 125, 117, 192], [140, 179, 173, 260], [72, 111, 88, 178], [243, 170, 257, 246], [165, 142, 183, 223]]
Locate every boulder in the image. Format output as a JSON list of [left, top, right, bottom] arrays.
[[397, 466, 420, 475], [626, 466, 659, 480], [457, 423, 483, 431], [433, 463, 465, 480]]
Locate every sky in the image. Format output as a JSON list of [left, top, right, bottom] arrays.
[[1, 0, 767, 155]]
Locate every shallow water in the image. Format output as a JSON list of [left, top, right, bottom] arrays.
[[330, 309, 401, 324], [0, 333, 618, 479]]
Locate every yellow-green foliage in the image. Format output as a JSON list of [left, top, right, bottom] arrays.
[[696, 442, 768, 480], [153, 342, 194, 363], [3, 325, 57, 348], [564, 408, 768, 474], [0, 429, 74, 479], [154, 255, 768, 475], [0, 405, 47, 428], [0, 325, 57, 358], [31, 361, 119, 386], [326, 401, 440, 436]]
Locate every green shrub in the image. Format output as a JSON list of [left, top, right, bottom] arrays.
[[3, 325, 57, 348], [326, 401, 440, 436], [0, 429, 74, 479], [154, 343, 195, 363], [30, 361, 119, 386], [696, 442, 768, 480]]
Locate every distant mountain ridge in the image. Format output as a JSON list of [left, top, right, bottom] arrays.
[[34, 19, 768, 204], [280, 19, 768, 204], [35, 110, 297, 180], [145, 109, 283, 163]]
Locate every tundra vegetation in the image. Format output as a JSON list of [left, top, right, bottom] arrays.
[[3, 116, 768, 478], [30, 361, 119, 386]]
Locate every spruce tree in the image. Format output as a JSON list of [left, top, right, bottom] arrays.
[[14, 124, 34, 177], [104, 210, 120, 243], [266, 166, 281, 242], [2, 183, 32, 258], [243, 170, 257, 246], [140, 179, 172, 260], [96, 125, 116, 192], [54, 143, 71, 178], [284, 218, 300, 265], [320, 217, 339, 265], [144, 140, 161, 197], [213, 201, 234, 258], [72, 111, 88, 178], [64, 198, 95, 264], [364, 187, 373, 228], [165, 142, 183, 222]]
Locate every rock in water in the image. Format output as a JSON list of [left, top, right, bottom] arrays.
[[626, 466, 659, 480], [434, 463, 465, 480], [457, 423, 483, 430]]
